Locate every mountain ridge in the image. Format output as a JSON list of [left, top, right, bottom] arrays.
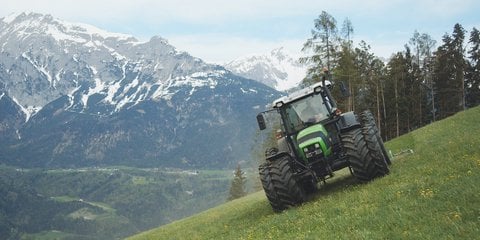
[[0, 12, 214, 112], [225, 47, 307, 91], [0, 12, 280, 169]]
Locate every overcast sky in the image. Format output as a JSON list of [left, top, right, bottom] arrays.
[[1, 0, 479, 63]]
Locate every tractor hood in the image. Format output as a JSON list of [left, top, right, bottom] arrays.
[[297, 124, 332, 160]]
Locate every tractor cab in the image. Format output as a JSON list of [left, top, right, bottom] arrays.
[[257, 82, 342, 166], [257, 81, 337, 131]]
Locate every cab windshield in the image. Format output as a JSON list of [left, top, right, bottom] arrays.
[[283, 93, 330, 133]]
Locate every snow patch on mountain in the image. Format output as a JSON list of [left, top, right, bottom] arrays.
[[1, 12, 23, 24], [20, 52, 55, 87], [225, 47, 307, 91], [1, 12, 136, 43], [10, 95, 41, 122], [81, 78, 105, 108], [150, 70, 222, 101]]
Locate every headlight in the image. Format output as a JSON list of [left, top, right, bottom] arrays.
[[304, 144, 322, 159]]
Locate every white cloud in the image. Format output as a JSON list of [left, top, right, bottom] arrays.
[[1, 0, 478, 63], [2, 0, 477, 22], [3, 0, 468, 24]]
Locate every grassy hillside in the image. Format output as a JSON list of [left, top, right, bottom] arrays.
[[128, 107, 480, 240]]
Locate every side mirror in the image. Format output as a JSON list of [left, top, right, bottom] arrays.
[[340, 81, 350, 97], [257, 113, 266, 130]]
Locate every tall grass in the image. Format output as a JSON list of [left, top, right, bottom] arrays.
[[128, 107, 480, 240]]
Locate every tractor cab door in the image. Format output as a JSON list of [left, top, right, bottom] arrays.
[[285, 106, 304, 132]]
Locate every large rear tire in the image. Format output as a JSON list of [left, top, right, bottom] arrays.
[[359, 110, 392, 165], [259, 156, 305, 212], [341, 128, 389, 181]]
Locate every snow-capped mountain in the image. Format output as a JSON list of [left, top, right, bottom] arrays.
[[0, 12, 218, 113], [225, 47, 308, 91], [0, 12, 279, 168]]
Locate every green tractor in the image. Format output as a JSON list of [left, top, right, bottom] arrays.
[[256, 76, 391, 212]]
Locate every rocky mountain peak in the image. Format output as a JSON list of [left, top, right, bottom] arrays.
[[225, 47, 307, 91], [1, 12, 137, 43], [0, 12, 218, 112], [270, 47, 288, 61]]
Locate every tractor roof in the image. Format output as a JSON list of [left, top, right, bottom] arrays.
[[272, 82, 328, 108]]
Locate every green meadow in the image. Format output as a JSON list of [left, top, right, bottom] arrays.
[[128, 107, 480, 240]]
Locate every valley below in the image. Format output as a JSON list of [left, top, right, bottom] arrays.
[[0, 165, 236, 239]]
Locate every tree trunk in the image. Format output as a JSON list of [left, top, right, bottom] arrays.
[[376, 79, 381, 136], [431, 83, 436, 122], [395, 77, 399, 138], [381, 81, 387, 140], [348, 79, 353, 111]]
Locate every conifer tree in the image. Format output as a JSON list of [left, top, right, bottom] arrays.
[[301, 11, 339, 85], [433, 24, 466, 119], [466, 27, 480, 107], [452, 24, 467, 111], [338, 18, 355, 111], [227, 164, 247, 201], [385, 52, 409, 138]]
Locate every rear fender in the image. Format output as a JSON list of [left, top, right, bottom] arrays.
[[338, 111, 361, 132]]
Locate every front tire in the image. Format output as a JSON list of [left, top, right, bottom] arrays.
[[259, 155, 305, 212]]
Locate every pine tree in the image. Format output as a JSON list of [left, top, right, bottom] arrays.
[[433, 24, 466, 119], [466, 27, 480, 107], [385, 52, 410, 138], [338, 18, 355, 111], [408, 31, 436, 125], [403, 45, 427, 131], [433, 34, 454, 119], [301, 11, 339, 84], [227, 164, 247, 201], [334, 43, 356, 111], [452, 24, 467, 111]]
